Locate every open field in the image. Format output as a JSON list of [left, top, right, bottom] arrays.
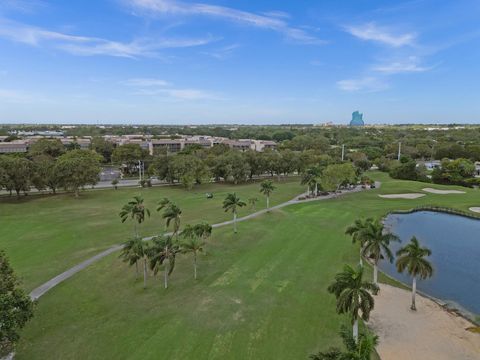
[[0, 178, 304, 291], [9, 172, 480, 359]]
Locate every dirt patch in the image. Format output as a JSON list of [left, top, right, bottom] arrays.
[[369, 284, 480, 360], [422, 187, 466, 194], [378, 193, 426, 199]]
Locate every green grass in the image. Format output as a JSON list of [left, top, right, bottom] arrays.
[[0, 178, 304, 291], [9, 172, 480, 359]]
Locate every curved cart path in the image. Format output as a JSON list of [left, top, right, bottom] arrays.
[[29, 183, 377, 300]]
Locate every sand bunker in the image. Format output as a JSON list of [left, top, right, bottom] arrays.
[[379, 193, 425, 199], [369, 284, 480, 360], [469, 207, 480, 213], [422, 187, 466, 194]]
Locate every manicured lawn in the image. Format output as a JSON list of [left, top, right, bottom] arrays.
[[14, 173, 480, 359], [0, 178, 304, 291]]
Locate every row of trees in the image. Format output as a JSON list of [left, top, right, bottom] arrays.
[[118, 180, 275, 288], [0, 149, 101, 197], [311, 217, 433, 359]]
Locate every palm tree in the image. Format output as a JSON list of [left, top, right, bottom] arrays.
[[361, 219, 399, 284], [193, 222, 212, 255], [181, 225, 205, 279], [148, 235, 179, 289], [119, 237, 141, 279], [327, 265, 379, 342], [119, 237, 150, 289], [310, 325, 378, 360], [345, 218, 374, 267], [119, 196, 150, 237], [259, 179, 276, 209], [301, 166, 321, 196], [157, 200, 182, 237], [222, 192, 246, 233], [248, 197, 258, 211], [396, 236, 433, 311]]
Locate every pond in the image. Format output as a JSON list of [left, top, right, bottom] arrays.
[[381, 211, 480, 316]]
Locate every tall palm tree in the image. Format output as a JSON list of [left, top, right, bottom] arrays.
[[119, 237, 141, 279], [259, 179, 276, 209], [157, 200, 182, 237], [148, 235, 179, 289], [119, 237, 150, 289], [181, 225, 205, 279], [310, 325, 379, 360], [119, 196, 150, 237], [361, 219, 399, 284], [327, 265, 379, 342], [396, 236, 433, 311], [301, 166, 321, 196], [345, 218, 374, 266], [222, 192, 246, 233]]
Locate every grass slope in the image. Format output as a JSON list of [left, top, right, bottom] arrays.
[[0, 178, 304, 291], [8, 173, 480, 360], [15, 172, 480, 359]]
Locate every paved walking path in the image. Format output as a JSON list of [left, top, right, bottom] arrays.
[[29, 183, 379, 300]]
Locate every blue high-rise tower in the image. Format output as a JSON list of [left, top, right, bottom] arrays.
[[349, 111, 364, 126]]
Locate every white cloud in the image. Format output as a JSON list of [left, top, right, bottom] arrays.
[[127, 0, 324, 44], [123, 77, 220, 100], [372, 56, 431, 74], [0, 18, 215, 58], [344, 22, 416, 47], [122, 78, 170, 86], [336, 77, 388, 92], [202, 43, 240, 60]]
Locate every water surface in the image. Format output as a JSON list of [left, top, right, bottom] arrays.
[[381, 211, 480, 315]]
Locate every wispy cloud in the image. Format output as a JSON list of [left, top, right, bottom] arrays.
[[202, 43, 240, 60], [372, 56, 432, 74], [121, 78, 170, 86], [344, 22, 416, 47], [123, 77, 220, 100], [0, 18, 216, 58], [127, 0, 324, 44], [336, 76, 388, 92]]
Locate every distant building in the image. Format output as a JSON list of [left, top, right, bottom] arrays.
[[0, 141, 28, 153], [349, 111, 365, 126]]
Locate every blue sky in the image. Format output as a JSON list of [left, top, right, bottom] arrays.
[[1, 0, 480, 124]]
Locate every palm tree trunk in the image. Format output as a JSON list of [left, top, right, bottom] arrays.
[[353, 318, 359, 343], [373, 263, 378, 284], [143, 257, 147, 289], [411, 276, 417, 311], [135, 261, 139, 279], [164, 261, 169, 289], [314, 183, 318, 197], [266, 196, 269, 209], [233, 212, 237, 233], [359, 247, 363, 267], [193, 252, 197, 280]]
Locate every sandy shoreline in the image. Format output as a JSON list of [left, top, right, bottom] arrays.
[[369, 284, 480, 360]]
